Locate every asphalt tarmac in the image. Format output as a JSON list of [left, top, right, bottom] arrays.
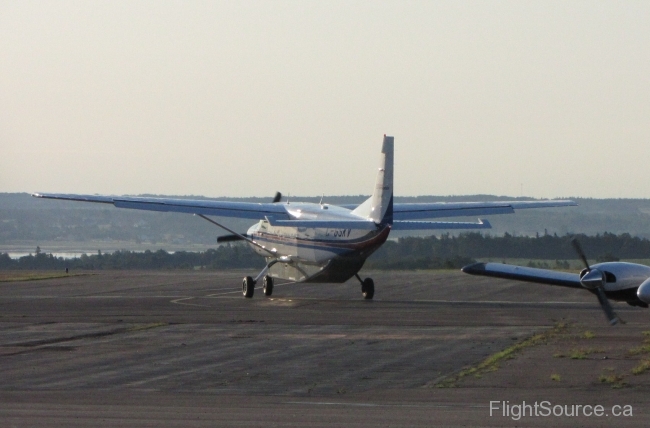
[[1, 270, 648, 427]]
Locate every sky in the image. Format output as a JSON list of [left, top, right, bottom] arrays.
[[1, 1, 649, 199]]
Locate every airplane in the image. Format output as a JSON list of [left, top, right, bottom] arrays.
[[33, 135, 576, 299], [462, 238, 650, 325]]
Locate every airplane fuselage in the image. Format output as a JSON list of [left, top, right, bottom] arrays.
[[246, 202, 390, 283]]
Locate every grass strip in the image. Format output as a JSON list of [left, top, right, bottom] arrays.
[[632, 360, 650, 375], [554, 347, 605, 359], [435, 322, 568, 388], [127, 322, 169, 332]]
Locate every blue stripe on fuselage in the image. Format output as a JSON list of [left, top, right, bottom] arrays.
[[252, 226, 391, 255]]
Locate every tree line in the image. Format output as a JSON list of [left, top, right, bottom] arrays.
[[2, 232, 650, 271], [366, 232, 650, 268], [0, 245, 263, 271]]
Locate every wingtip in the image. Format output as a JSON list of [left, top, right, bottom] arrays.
[[461, 262, 486, 274], [478, 218, 491, 228]]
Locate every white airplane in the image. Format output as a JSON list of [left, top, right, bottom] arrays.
[[33, 135, 575, 299], [462, 238, 650, 325]]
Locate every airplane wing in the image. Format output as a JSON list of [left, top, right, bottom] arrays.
[[33, 194, 576, 225], [462, 262, 582, 289], [391, 200, 576, 220], [32, 193, 289, 220], [391, 219, 491, 230]]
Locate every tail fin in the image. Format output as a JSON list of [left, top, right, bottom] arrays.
[[352, 135, 394, 225]]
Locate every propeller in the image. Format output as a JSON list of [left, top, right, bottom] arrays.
[[571, 237, 619, 325], [571, 238, 591, 273]]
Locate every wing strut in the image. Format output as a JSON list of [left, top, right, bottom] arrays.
[[195, 214, 277, 257]]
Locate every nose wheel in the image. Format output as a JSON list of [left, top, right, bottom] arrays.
[[355, 274, 374, 299]]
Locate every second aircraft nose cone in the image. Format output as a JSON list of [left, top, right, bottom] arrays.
[[637, 278, 650, 304], [580, 269, 605, 289]]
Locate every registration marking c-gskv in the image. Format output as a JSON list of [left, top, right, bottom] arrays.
[[325, 228, 352, 238]]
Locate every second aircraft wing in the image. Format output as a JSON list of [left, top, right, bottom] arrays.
[[462, 262, 583, 288]]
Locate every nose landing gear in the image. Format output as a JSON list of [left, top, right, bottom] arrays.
[[355, 274, 374, 300]]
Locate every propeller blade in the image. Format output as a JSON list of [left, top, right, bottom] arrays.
[[595, 287, 619, 326], [217, 234, 248, 243], [571, 238, 591, 271], [272, 192, 282, 203]]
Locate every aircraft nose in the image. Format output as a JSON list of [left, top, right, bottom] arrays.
[[637, 278, 650, 304]]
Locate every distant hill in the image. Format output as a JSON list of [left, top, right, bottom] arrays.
[[2, 193, 650, 253]]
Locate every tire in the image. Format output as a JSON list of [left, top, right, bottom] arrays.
[[362, 278, 374, 300], [263, 275, 274, 296], [242, 276, 255, 298]]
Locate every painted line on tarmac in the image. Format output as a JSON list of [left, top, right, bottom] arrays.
[[204, 290, 242, 297], [204, 282, 294, 297], [169, 296, 211, 308], [0, 295, 188, 299], [172, 282, 294, 303], [199, 295, 597, 306], [285, 401, 488, 408], [406, 299, 597, 305]]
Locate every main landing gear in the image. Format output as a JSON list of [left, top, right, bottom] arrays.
[[242, 260, 278, 299], [355, 274, 374, 300], [242, 261, 278, 298], [241, 275, 274, 298], [243, 264, 374, 300]]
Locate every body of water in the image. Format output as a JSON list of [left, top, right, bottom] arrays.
[[6, 252, 100, 259], [4, 251, 183, 260]]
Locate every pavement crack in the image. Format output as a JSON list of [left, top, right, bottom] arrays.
[[0, 322, 168, 356]]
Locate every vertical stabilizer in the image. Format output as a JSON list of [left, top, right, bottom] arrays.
[[352, 135, 394, 225]]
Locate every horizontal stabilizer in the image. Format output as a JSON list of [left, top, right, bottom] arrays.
[[265, 216, 377, 230], [392, 200, 576, 220], [391, 219, 491, 230]]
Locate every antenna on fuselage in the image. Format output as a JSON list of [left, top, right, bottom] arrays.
[[319, 193, 324, 205]]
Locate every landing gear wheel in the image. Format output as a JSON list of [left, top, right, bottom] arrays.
[[242, 276, 255, 298], [361, 278, 374, 300], [263, 275, 274, 296]]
